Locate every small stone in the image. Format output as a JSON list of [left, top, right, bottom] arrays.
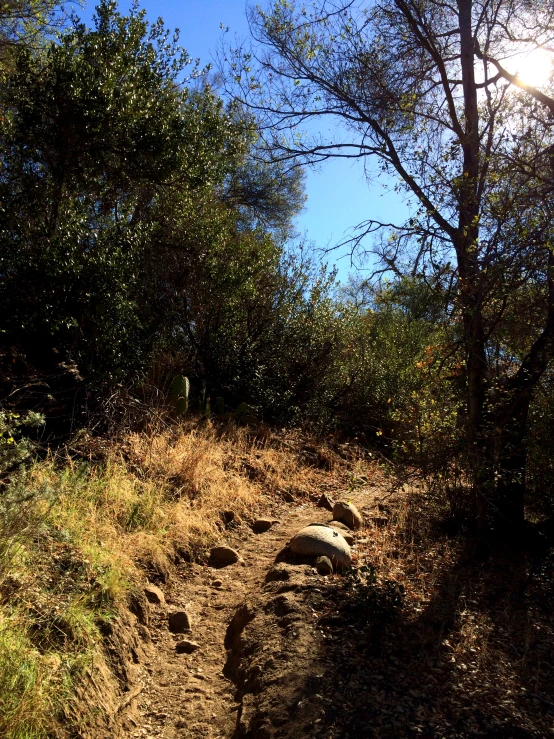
[[212, 579, 223, 588], [332, 501, 363, 530], [168, 610, 192, 633], [144, 584, 165, 605], [317, 493, 334, 511], [209, 545, 241, 567], [315, 556, 333, 575], [252, 518, 274, 534], [175, 639, 200, 654]]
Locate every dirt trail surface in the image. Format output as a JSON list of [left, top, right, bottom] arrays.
[[127, 485, 386, 739]]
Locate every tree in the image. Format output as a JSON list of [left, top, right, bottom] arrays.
[[0, 0, 70, 76], [226, 0, 554, 530], [0, 1, 309, 398]]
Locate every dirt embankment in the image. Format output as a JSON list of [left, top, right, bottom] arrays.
[[113, 484, 385, 739], [95, 467, 554, 739]]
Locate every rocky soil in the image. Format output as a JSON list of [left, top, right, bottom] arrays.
[[121, 483, 387, 739], [115, 478, 554, 739]]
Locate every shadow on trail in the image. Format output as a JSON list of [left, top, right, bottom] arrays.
[[226, 534, 554, 738]]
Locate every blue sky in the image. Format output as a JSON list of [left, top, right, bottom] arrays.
[[77, 1, 407, 281]]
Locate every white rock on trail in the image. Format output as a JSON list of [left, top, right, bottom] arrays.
[[290, 525, 351, 569]]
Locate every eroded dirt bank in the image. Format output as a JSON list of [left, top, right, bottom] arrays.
[[116, 476, 554, 739], [121, 484, 385, 739]]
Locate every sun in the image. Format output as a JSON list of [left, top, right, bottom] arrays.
[[513, 47, 553, 88]]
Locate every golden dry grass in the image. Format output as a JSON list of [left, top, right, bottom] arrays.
[[0, 419, 364, 739]]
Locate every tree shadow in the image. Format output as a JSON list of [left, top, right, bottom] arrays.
[[312, 533, 554, 737], [228, 530, 554, 738]]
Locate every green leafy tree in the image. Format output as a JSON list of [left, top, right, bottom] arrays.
[[0, 0, 311, 416], [226, 0, 554, 531]]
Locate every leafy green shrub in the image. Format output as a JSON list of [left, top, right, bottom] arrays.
[[0, 411, 44, 476]]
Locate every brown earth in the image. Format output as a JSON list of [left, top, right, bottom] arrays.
[[113, 475, 554, 739], [122, 483, 387, 739]]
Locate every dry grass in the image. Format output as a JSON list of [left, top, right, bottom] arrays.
[[0, 419, 363, 738], [3, 418, 550, 737]]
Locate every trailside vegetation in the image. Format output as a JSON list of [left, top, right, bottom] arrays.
[[225, 0, 554, 532], [0, 2, 554, 736]]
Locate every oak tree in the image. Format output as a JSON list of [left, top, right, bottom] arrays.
[[227, 0, 554, 530]]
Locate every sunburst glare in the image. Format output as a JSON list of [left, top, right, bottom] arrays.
[[513, 47, 553, 88]]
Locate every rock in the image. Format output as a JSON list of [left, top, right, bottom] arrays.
[[168, 610, 192, 633], [289, 525, 351, 569], [252, 518, 274, 534], [317, 493, 334, 511], [144, 584, 165, 605], [209, 545, 241, 567], [332, 501, 363, 530], [265, 565, 291, 583], [212, 579, 223, 588], [175, 639, 200, 654], [315, 556, 333, 575], [326, 520, 349, 532], [327, 521, 355, 545], [306, 521, 354, 545]]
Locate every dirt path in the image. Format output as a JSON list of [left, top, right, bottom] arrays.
[[127, 485, 385, 739]]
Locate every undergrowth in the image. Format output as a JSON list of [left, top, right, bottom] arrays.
[[0, 419, 363, 737], [352, 486, 554, 736]]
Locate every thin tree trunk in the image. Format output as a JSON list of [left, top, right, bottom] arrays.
[[494, 399, 529, 530], [457, 0, 491, 528]]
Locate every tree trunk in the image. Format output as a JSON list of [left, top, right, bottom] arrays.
[[457, 0, 491, 528], [492, 248, 554, 530], [494, 398, 529, 531]]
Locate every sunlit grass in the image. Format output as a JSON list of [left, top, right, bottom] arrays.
[[0, 419, 348, 736]]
